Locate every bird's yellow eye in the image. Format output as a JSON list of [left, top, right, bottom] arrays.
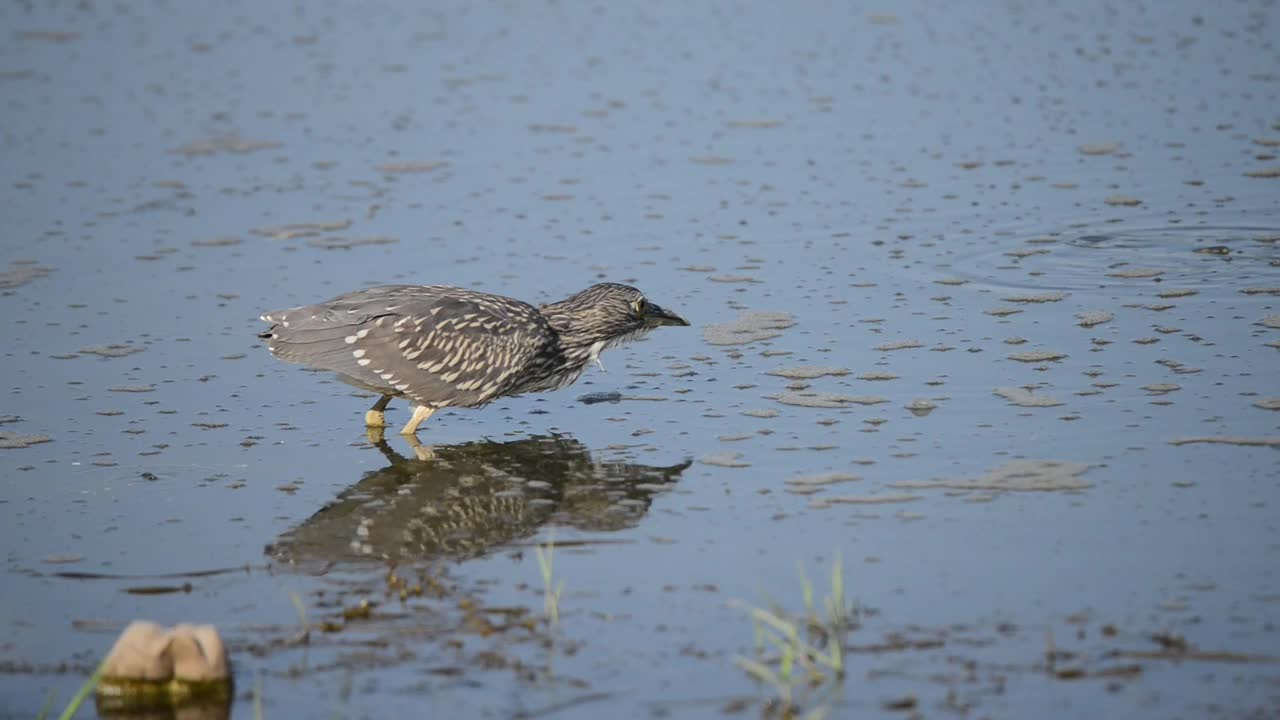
[[632, 298, 648, 315]]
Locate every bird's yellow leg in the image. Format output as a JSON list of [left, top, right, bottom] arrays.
[[365, 395, 392, 428], [399, 405, 435, 436]]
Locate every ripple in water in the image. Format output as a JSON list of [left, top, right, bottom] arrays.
[[947, 219, 1280, 300]]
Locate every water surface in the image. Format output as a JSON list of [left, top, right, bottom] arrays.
[[2, 1, 1277, 718]]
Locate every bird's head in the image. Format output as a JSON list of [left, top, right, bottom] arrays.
[[541, 283, 689, 351]]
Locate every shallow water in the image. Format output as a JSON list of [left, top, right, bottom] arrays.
[[2, 1, 1278, 718]]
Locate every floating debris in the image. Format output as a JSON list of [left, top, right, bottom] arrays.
[[0, 431, 52, 449], [1156, 359, 1202, 374], [1003, 292, 1068, 304], [702, 311, 795, 346], [784, 473, 861, 496], [1243, 167, 1280, 179], [742, 408, 779, 418], [80, 344, 146, 358], [108, 385, 155, 393], [891, 460, 1092, 492], [18, 29, 81, 43], [376, 160, 447, 174], [765, 366, 850, 379], [985, 307, 1023, 317], [699, 452, 750, 468], [1142, 383, 1181, 395], [874, 340, 923, 352], [725, 119, 784, 129], [1107, 268, 1165, 279], [1078, 142, 1120, 156], [1076, 310, 1114, 328], [860, 372, 898, 381], [994, 387, 1064, 407], [250, 220, 352, 240], [810, 493, 922, 509], [1156, 288, 1198, 299], [305, 235, 399, 250], [0, 261, 55, 289], [190, 236, 241, 248], [1240, 287, 1280, 296], [904, 399, 937, 416], [1260, 315, 1280, 330], [1168, 436, 1280, 447], [172, 135, 281, 156], [42, 554, 83, 564], [1253, 398, 1280, 411], [577, 391, 622, 404], [1104, 194, 1142, 207], [1005, 247, 1052, 258], [767, 392, 888, 408], [1008, 351, 1067, 363]]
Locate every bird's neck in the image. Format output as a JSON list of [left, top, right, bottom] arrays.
[[539, 303, 598, 352]]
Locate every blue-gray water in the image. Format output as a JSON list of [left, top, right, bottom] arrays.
[[2, 1, 1277, 718]]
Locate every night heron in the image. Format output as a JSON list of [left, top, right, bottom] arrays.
[[259, 283, 689, 435]]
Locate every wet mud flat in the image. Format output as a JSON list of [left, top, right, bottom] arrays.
[[2, 1, 1279, 718]]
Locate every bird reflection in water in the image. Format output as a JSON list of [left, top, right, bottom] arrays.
[[267, 435, 691, 567]]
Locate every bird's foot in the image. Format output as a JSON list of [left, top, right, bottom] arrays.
[[404, 433, 436, 461], [365, 409, 387, 428]]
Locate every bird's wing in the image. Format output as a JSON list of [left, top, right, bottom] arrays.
[[261, 286, 559, 407]]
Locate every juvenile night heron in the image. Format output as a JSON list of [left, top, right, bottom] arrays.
[[259, 283, 689, 435]]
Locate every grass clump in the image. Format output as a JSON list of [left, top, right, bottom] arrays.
[[731, 554, 859, 718], [535, 533, 565, 626]]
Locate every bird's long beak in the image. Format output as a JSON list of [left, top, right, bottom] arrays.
[[644, 302, 690, 327]]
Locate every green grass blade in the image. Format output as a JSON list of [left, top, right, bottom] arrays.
[[56, 659, 104, 720]]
